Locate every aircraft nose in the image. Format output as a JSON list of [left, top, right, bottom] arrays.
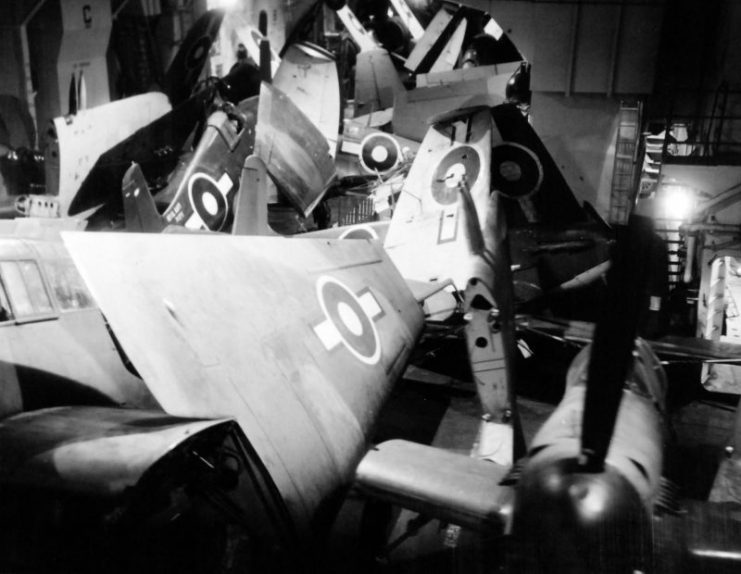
[[508, 457, 651, 574]]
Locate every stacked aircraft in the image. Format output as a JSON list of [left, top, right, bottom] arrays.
[[0, 2, 740, 573]]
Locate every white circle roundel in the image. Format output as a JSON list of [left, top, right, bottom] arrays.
[[187, 172, 229, 230], [313, 276, 382, 365]]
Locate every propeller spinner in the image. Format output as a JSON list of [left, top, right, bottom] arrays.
[[509, 216, 663, 574]]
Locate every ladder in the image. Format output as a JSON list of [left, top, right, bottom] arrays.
[[608, 102, 642, 225]]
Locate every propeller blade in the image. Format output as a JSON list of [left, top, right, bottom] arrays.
[[259, 39, 272, 83], [579, 215, 654, 471]]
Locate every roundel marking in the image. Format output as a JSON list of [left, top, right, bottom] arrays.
[[491, 142, 543, 199], [339, 225, 379, 240], [431, 145, 481, 206], [187, 172, 232, 231], [312, 276, 384, 365], [359, 133, 401, 174]]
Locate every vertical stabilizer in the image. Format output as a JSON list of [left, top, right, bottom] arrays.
[[490, 104, 585, 226], [232, 155, 274, 236], [122, 163, 165, 233]]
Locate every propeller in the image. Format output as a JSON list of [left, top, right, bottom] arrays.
[[508, 215, 658, 573], [579, 215, 653, 471]]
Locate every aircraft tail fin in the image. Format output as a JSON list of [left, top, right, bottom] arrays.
[[490, 103, 586, 226], [162, 9, 224, 106], [232, 155, 274, 236], [122, 162, 165, 233]]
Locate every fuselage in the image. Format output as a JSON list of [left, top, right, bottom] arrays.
[[511, 340, 667, 573], [0, 236, 155, 420]]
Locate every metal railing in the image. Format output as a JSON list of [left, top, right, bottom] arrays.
[[660, 83, 741, 165]]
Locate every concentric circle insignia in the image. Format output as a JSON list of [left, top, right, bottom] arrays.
[[187, 173, 230, 231], [431, 145, 481, 206], [359, 133, 402, 174], [490, 142, 543, 199], [312, 276, 384, 365]]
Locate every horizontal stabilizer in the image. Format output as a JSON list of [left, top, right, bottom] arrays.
[[355, 439, 512, 532], [0, 406, 231, 496], [388, 0, 424, 40], [405, 7, 458, 73], [404, 278, 454, 304], [392, 73, 509, 142], [335, 6, 379, 52], [521, 317, 741, 377]]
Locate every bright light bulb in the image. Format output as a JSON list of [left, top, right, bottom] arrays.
[[207, 0, 239, 9], [660, 185, 695, 220]]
